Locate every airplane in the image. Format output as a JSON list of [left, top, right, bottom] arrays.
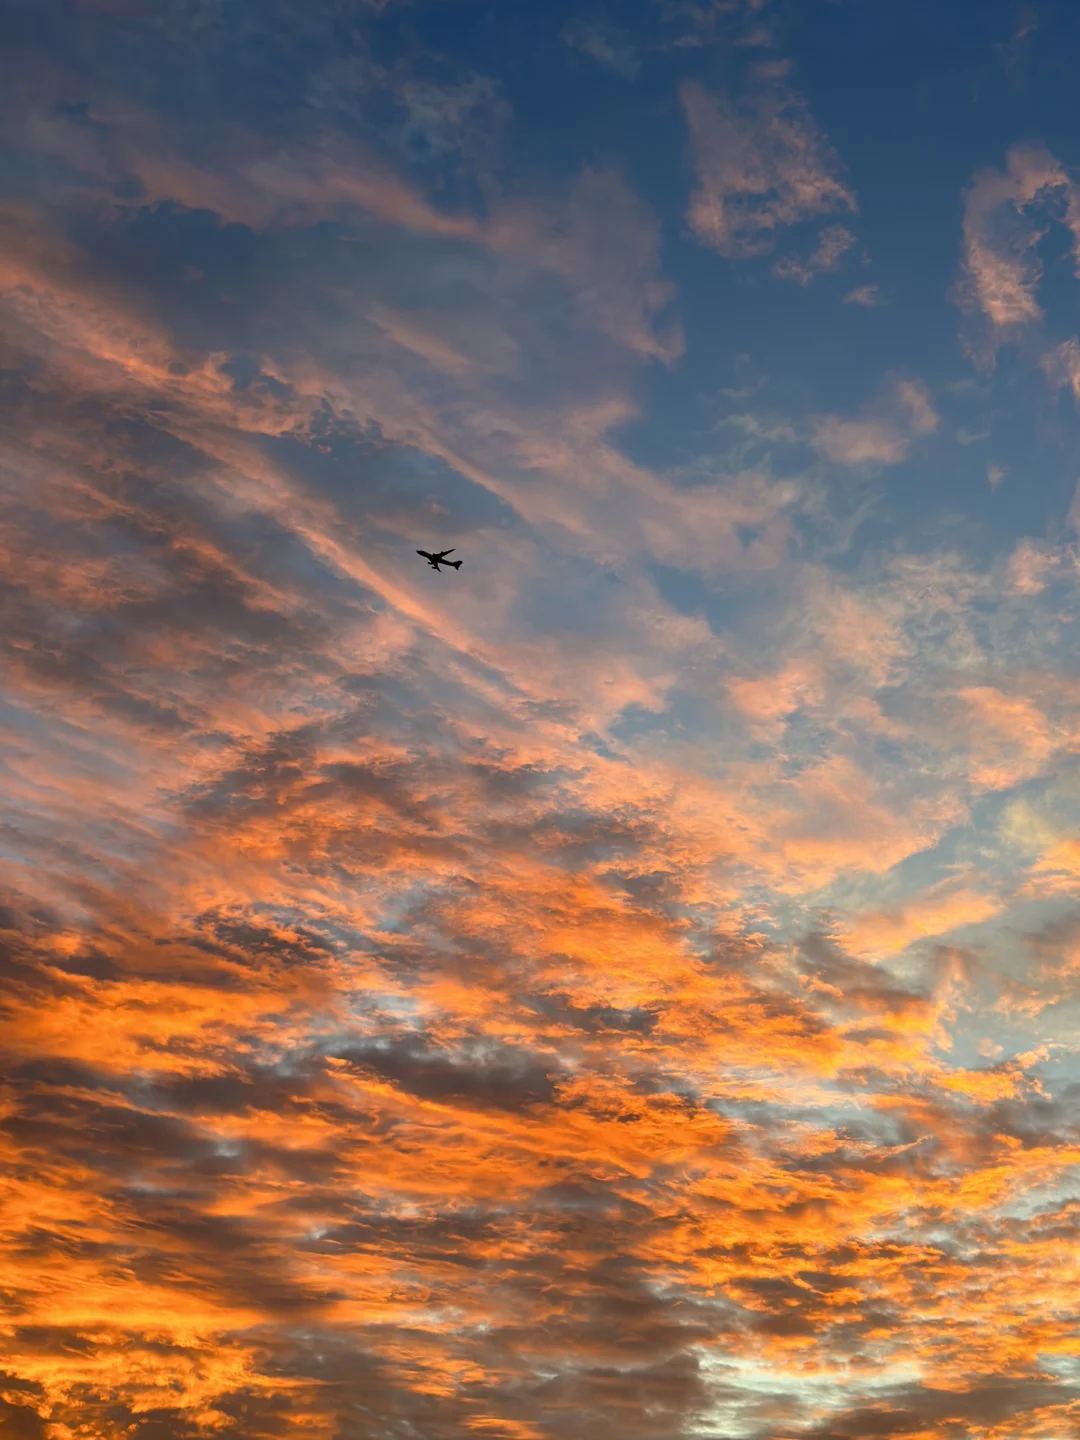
[[417, 548, 462, 571]]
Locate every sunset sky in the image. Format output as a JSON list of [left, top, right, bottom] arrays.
[[5, 1, 1080, 1436]]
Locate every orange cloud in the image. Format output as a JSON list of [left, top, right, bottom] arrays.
[[846, 885, 1004, 958], [2, 16, 1080, 1439]]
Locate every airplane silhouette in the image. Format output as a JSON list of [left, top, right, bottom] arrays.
[[417, 549, 462, 571]]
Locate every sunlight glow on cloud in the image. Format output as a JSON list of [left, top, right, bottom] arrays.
[[811, 378, 940, 467], [957, 143, 1080, 364], [3, 3, 1080, 1439], [681, 77, 856, 260]]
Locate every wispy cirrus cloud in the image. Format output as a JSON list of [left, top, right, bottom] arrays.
[[561, 16, 641, 77], [773, 222, 856, 285], [843, 281, 885, 306], [1041, 333, 1080, 400], [681, 75, 856, 259], [957, 143, 1080, 362], [812, 377, 939, 466]]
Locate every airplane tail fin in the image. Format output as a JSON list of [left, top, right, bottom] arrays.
[[449, 559, 462, 569]]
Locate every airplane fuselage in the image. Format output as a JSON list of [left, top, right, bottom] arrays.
[[417, 549, 461, 571]]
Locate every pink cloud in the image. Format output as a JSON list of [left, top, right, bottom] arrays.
[[680, 78, 856, 259], [16, 101, 683, 368], [955, 685, 1056, 788], [1041, 335, 1080, 400], [957, 144, 1080, 361], [773, 223, 856, 285], [812, 377, 939, 467], [1006, 536, 1058, 596], [843, 283, 885, 307]]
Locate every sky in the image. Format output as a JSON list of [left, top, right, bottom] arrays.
[[5, 0, 1080, 1436]]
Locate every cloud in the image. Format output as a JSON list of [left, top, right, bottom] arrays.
[[845, 884, 1004, 958], [727, 657, 824, 735], [561, 17, 641, 77], [812, 377, 939, 466], [773, 223, 856, 285], [488, 167, 684, 363], [843, 282, 885, 307], [1041, 334, 1080, 400], [1006, 536, 1059, 595], [954, 683, 1056, 787], [957, 144, 1080, 360], [998, 3, 1040, 87], [28, 98, 682, 366], [3, 4, 1080, 1439], [395, 74, 509, 162], [681, 77, 856, 258]]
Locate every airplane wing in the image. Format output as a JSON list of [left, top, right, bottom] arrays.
[[441, 549, 455, 556]]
